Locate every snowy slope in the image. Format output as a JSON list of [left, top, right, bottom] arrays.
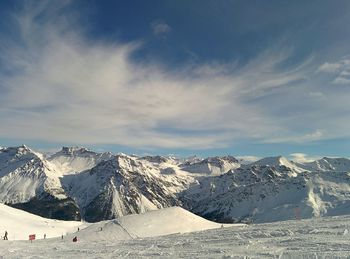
[[0, 203, 82, 240], [117, 206, 227, 238], [1, 209, 349, 258], [68, 206, 229, 243], [0, 204, 227, 241]]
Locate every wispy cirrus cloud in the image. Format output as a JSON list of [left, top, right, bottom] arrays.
[[0, 1, 349, 150]]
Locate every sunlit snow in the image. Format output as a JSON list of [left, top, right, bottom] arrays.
[[0, 204, 349, 258]]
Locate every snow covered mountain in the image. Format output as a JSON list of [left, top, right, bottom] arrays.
[[139, 155, 176, 164], [1, 144, 350, 224], [301, 157, 350, 172], [180, 156, 240, 175], [48, 146, 114, 175], [0, 146, 196, 222], [0, 146, 80, 220], [62, 154, 194, 222], [247, 156, 350, 173], [249, 156, 306, 174], [183, 164, 350, 223]]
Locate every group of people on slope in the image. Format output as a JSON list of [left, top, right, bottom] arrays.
[[2, 227, 83, 241]]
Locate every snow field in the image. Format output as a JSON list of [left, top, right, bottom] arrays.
[[1, 214, 349, 258]]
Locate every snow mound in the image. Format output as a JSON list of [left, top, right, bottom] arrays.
[[118, 206, 227, 238], [72, 206, 230, 242]]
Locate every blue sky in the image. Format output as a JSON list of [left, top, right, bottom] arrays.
[[0, 0, 350, 160]]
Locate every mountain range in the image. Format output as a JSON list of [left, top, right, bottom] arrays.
[[0, 145, 350, 223]]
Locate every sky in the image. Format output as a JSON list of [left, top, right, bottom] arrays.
[[0, 0, 350, 160]]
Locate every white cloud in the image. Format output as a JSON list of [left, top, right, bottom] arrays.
[[332, 77, 350, 85], [289, 153, 321, 163], [318, 57, 350, 85], [340, 70, 350, 76], [151, 20, 172, 37], [264, 130, 324, 144], [318, 62, 342, 73]]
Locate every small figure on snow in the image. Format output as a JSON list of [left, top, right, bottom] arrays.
[[44, 234, 46, 239], [3, 231, 8, 240], [78, 227, 80, 232], [72, 236, 78, 242]]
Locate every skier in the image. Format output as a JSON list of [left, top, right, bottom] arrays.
[[44, 234, 46, 239], [3, 231, 8, 240], [72, 236, 78, 242]]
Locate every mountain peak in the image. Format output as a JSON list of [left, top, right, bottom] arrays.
[[250, 156, 306, 174], [140, 155, 172, 164], [60, 146, 91, 155], [0, 145, 36, 157], [302, 157, 350, 172], [252, 156, 286, 166]]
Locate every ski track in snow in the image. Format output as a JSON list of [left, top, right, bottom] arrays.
[[1, 215, 349, 258]]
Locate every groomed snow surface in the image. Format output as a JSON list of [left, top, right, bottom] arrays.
[[1, 204, 350, 258]]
